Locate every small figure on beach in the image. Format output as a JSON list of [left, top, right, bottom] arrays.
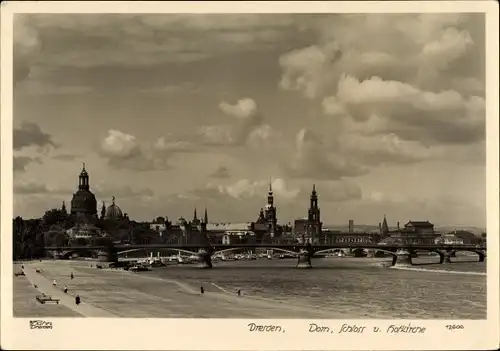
[[75, 295, 81, 306], [21, 265, 24, 269], [52, 280, 57, 287], [70, 272, 74, 280], [237, 289, 241, 296], [63, 285, 68, 294], [33, 284, 38, 288], [200, 286, 204, 295]]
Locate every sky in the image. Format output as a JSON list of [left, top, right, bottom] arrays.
[[12, 13, 487, 228]]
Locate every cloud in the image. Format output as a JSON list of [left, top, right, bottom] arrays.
[[14, 16, 42, 85], [13, 121, 57, 151], [279, 14, 483, 99], [14, 14, 297, 72], [98, 129, 178, 171], [13, 156, 42, 173], [283, 129, 368, 180], [14, 179, 70, 195], [210, 166, 231, 179], [278, 14, 485, 170], [219, 98, 258, 120], [331, 75, 485, 145], [190, 178, 300, 201], [197, 98, 272, 147]]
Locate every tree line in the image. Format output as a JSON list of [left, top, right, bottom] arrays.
[[12, 208, 176, 260]]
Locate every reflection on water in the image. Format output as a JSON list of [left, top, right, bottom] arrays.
[[149, 258, 487, 319]]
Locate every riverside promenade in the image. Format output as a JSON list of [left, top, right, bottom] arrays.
[[15, 261, 343, 318], [19, 264, 117, 317]]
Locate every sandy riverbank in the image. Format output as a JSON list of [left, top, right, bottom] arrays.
[[14, 260, 346, 318]]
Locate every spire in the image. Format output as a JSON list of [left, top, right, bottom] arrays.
[[381, 214, 389, 234], [61, 201, 67, 214], [204, 208, 208, 224], [82, 162, 86, 171], [268, 176, 273, 194], [112, 196, 115, 205], [313, 183, 316, 193], [193, 208, 198, 222]]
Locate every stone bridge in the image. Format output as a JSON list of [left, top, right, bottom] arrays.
[[45, 243, 487, 269]]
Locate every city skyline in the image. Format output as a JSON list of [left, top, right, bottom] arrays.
[[13, 13, 486, 227]]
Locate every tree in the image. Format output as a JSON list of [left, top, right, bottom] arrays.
[[42, 208, 68, 230]]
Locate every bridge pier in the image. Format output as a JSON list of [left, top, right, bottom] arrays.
[[392, 249, 412, 266], [296, 249, 312, 269], [438, 250, 453, 264], [97, 250, 118, 262], [365, 249, 375, 258], [198, 248, 212, 269]]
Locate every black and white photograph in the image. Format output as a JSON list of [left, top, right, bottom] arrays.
[[1, 1, 499, 350]]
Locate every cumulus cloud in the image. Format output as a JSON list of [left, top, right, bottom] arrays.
[[98, 129, 190, 171], [13, 121, 57, 151], [279, 14, 485, 170], [197, 98, 273, 147]]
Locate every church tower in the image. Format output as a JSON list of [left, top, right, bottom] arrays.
[[381, 215, 389, 236], [192, 208, 200, 225], [306, 184, 322, 243], [264, 180, 277, 238], [61, 201, 67, 215], [204, 208, 208, 225], [70, 163, 98, 222]]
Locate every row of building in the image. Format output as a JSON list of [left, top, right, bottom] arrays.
[[49, 165, 484, 246]]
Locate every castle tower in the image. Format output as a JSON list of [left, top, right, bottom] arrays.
[[306, 184, 322, 244]]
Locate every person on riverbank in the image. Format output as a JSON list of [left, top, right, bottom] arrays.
[[63, 285, 68, 294], [237, 289, 241, 296], [75, 295, 81, 305], [52, 280, 57, 287], [200, 286, 204, 295], [70, 272, 74, 280]]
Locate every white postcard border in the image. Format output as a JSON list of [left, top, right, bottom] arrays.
[[1, 1, 499, 350]]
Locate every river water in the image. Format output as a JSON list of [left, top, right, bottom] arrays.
[[147, 257, 486, 319]]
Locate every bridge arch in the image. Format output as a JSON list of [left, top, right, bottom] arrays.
[[117, 248, 198, 257], [213, 247, 298, 257], [314, 248, 349, 256]]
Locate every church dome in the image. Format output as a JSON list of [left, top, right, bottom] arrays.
[[71, 190, 97, 217], [105, 197, 123, 219]]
